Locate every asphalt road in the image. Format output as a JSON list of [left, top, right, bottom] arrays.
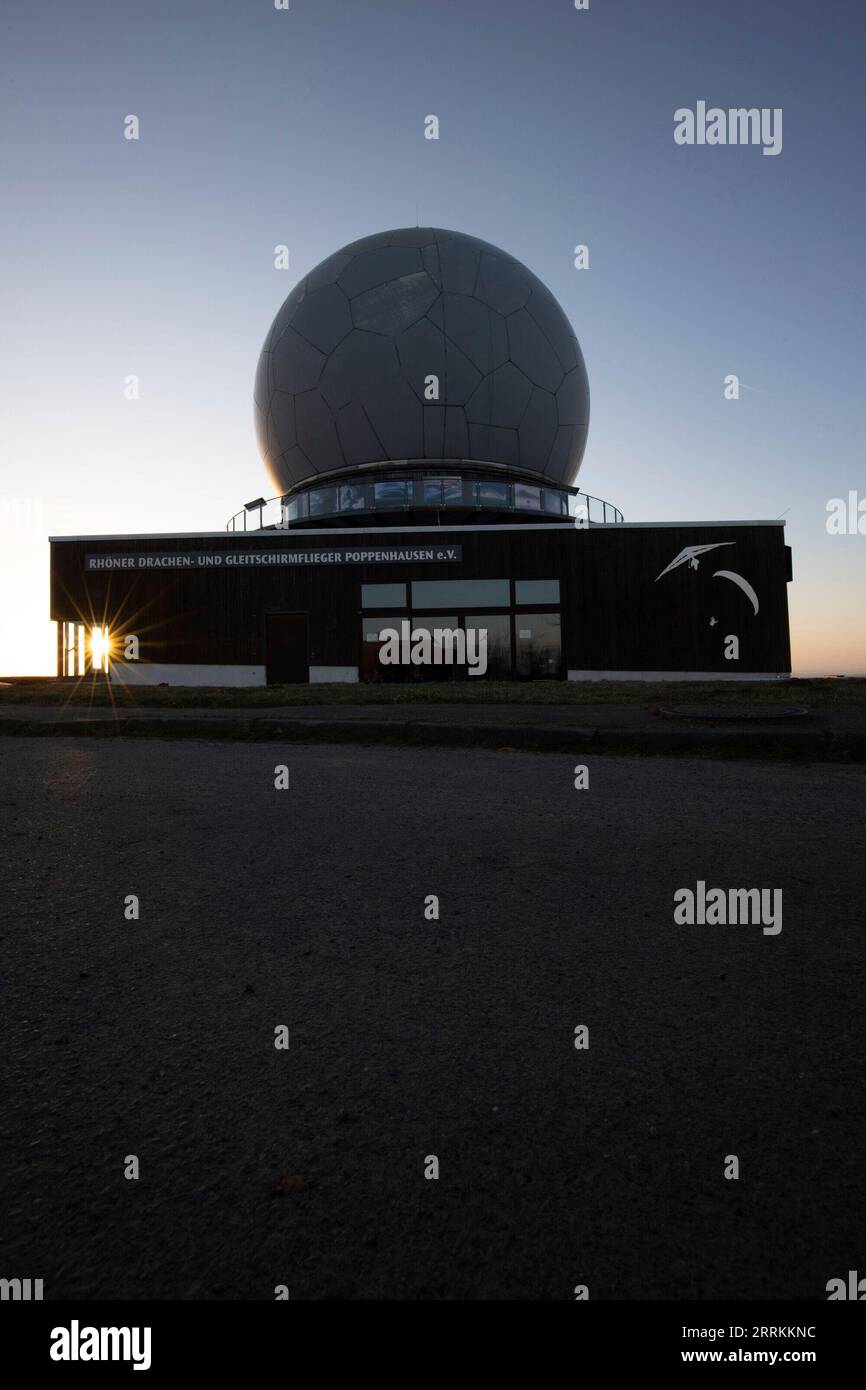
[[2, 738, 864, 1300]]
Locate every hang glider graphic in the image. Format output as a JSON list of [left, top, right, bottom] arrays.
[[655, 543, 735, 580], [655, 542, 760, 615]]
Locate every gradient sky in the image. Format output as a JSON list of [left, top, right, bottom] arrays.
[[1, 0, 863, 675]]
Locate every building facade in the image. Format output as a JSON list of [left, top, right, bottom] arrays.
[[48, 226, 792, 684], [50, 518, 791, 684]]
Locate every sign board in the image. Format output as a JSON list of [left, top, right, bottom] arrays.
[[85, 545, 462, 572]]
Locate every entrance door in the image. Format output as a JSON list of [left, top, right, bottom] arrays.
[[266, 613, 309, 684]]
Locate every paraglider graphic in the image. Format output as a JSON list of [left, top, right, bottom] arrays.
[[712, 569, 760, 615]]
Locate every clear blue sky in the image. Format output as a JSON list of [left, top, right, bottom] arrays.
[[1, 0, 863, 673]]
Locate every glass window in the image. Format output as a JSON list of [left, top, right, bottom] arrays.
[[362, 616, 385, 642], [411, 578, 510, 608], [308, 487, 337, 517], [441, 477, 465, 505], [340, 482, 368, 512], [514, 613, 562, 679], [409, 615, 459, 640], [293, 492, 309, 519], [515, 579, 560, 605], [361, 616, 405, 683], [285, 497, 300, 522], [465, 614, 512, 680], [373, 480, 410, 508], [408, 617, 460, 680], [362, 583, 406, 609], [477, 479, 510, 509], [421, 478, 443, 506], [543, 488, 567, 516], [514, 483, 541, 511]]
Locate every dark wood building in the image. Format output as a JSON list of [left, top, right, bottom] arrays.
[[49, 519, 792, 684]]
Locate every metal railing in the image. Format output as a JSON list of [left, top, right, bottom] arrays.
[[226, 497, 283, 531], [226, 485, 623, 531], [571, 493, 624, 525]]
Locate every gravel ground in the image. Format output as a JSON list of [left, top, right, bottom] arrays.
[[1, 738, 864, 1300]]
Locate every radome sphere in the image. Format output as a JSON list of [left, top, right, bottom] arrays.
[[254, 227, 589, 494]]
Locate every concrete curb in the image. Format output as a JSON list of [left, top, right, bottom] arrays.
[[0, 712, 863, 760]]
